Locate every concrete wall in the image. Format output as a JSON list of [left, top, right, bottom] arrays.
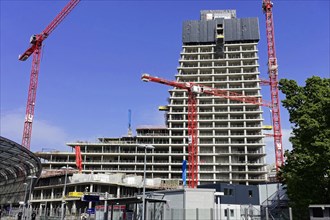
[[185, 188, 215, 219], [156, 188, 215, 220], [162, 190, 184, 220]]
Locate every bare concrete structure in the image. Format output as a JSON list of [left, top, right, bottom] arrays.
[[29, 172, 162, 218], [171, 10, 267, 184]]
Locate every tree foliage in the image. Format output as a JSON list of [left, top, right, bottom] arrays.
[[278, 76, 330, 219]]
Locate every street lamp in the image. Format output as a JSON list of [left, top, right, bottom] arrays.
[[137, 144, 155, 220], [27, 175, 37, 220], [60, 165, 73, 220], [22, 182, 28, 220]]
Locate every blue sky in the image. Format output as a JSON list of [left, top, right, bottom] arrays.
[[1, 0, 329, 163]]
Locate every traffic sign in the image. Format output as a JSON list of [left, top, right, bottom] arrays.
[[87, 208, 95, 214], [83, 195, 100, 202]]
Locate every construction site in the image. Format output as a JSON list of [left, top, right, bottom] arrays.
[[21, 4, 283, 185], [1, 0, 329, 220]]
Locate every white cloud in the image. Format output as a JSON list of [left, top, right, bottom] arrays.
[[0, 109, 70, 152], [265, 128, 293, 164]]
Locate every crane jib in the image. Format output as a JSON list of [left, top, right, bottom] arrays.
[[19, 0, 80, 149]]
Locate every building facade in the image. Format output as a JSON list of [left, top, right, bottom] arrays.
[[29, 172, 164, 219], [36, 9, 267, 186]]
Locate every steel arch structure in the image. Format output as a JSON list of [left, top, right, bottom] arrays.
[[0, 136, 42, 205]]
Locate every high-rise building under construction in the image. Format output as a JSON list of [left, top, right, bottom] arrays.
[[37, 10, 267, 185], [167, 10, 266, 184]]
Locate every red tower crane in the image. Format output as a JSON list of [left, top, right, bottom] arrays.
[[19, 0, 80, 149], [142, 74, 269, 188], [262, 0, 284, 171]]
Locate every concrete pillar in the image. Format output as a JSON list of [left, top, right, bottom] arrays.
[[72, 201, 77, 215], [51, 188, 54, 199], [39, 203, 43, 216], [117, 186, 120, 198], [89, 183, 93, 209]]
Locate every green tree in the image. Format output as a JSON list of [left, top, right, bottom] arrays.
[[278, 76, 330, 219]]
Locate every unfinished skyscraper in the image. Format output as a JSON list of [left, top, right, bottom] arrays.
[[167, 10, 266, 184], [37, 10, 267, 186]]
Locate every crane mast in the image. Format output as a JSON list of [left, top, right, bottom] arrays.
[[142, 74, 200, 187], [187, 91, 198, 188], [75, 146, 83, 172], [142, 74, 268, 188], [20, 0, 80, 149], [262, 0, 284, 171], [128, 109, 133, 137]]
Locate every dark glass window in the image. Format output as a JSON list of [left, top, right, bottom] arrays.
[[224, 188, 233, 196], [230, 209, 234, 217], [248, 190, 253, 197], [312, 208, 324, 217]]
